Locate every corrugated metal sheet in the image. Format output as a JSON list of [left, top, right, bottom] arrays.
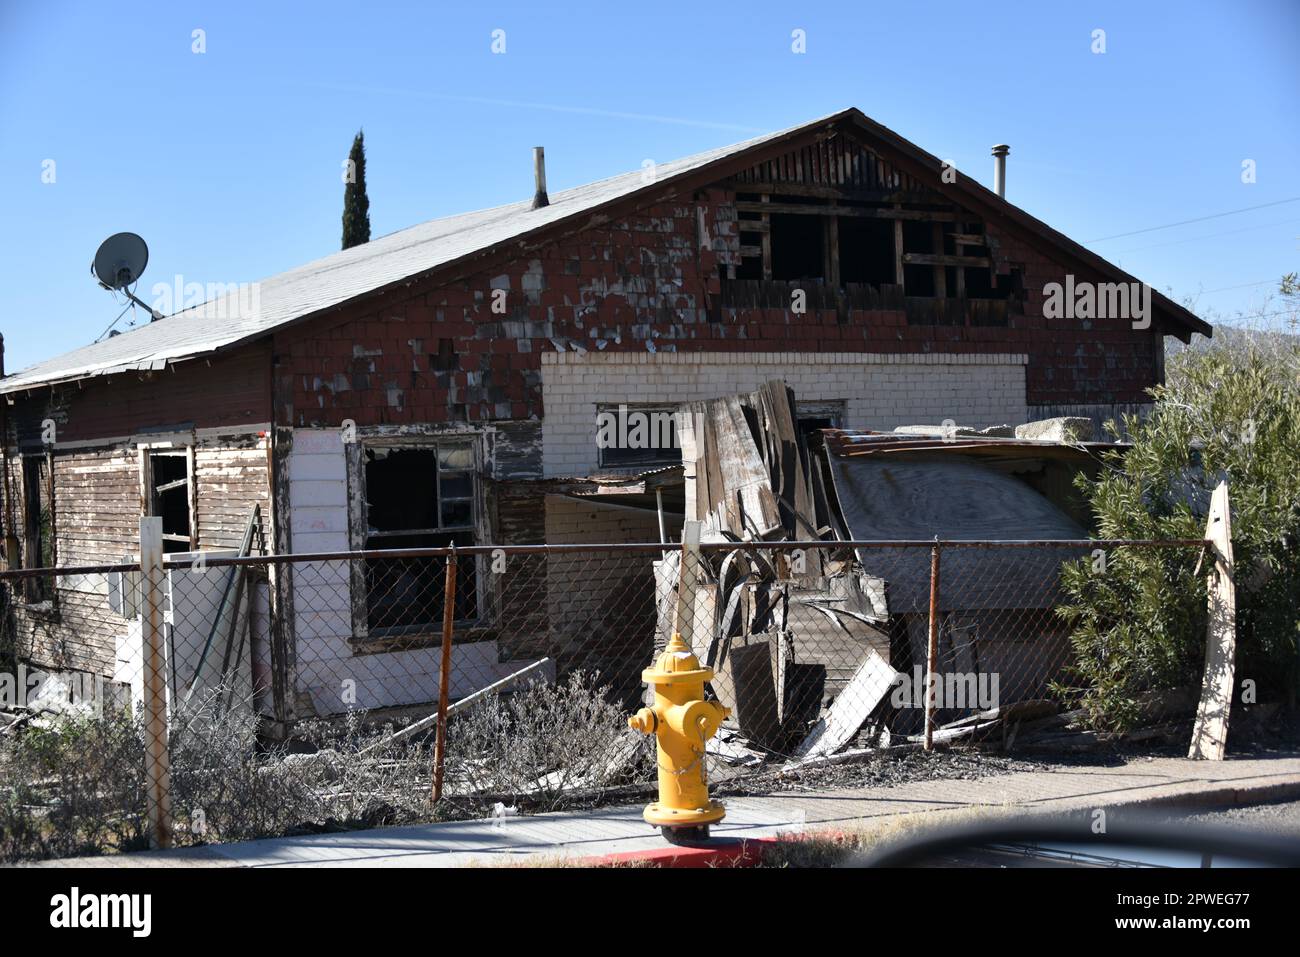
[[827, 454, 1087, 611], [2, 113, 845, 395], [823, 430, 1127, 460]]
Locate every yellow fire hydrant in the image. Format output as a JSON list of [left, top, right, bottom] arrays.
[[628, 632, 731, 844]]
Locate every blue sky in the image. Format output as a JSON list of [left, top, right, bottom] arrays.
[[1, 0, 1297, 373]]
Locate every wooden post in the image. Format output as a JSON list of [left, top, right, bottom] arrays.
[[140, 517, 173, 849], [923, 539, 942, 752], [931, 222, 947, 299], [432, 546, 457, 802], [893, 215, 905, 289], [673, 521, 702, 649], [1189, 481, 1237, 760], [760, 195, 772, 281]]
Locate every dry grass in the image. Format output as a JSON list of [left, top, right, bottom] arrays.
[[760, 805, 1010, 868]]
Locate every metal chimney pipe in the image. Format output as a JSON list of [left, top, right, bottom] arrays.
[[532, 147, 549, 209], [991, 144, 1010, 199]]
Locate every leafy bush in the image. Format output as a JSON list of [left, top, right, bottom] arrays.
[[1055, 337, 1300, 730]]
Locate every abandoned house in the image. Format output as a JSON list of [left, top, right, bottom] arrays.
[[0, 107, 1209, 727]]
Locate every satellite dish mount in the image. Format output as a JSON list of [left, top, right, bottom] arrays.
[[91, 232, 164, 324]]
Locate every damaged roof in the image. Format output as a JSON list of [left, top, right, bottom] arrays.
[[826, 451, 1090, 612], [823, 430, 1127, 461], [3, 107, 1210, 395]]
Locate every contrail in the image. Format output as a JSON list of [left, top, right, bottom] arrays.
[[302, 81, 764, 134]]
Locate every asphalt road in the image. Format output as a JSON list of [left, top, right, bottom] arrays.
[[886, 800, 1300, 868], [1172, 798, 1300, 835]]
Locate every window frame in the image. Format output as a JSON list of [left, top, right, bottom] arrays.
[[141, 447, 196, 553], [349, 434, 485, 643], [595, 403, 684, 470], [18, 451, 55, 606]]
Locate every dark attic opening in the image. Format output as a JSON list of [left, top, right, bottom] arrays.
[[838, 217, 895, 286], [770, 212, 825, 281]]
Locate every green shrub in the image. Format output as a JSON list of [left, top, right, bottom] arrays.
[[1055, 338, 1300, 731]]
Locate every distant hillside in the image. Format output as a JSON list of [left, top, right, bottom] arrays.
[[1166, 321, 1298, 360]]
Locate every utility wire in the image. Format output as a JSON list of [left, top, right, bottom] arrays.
[[1197, 278, 1280, 295], [1112, 216, 1300, 255], [1085, 197, 1300, 243]]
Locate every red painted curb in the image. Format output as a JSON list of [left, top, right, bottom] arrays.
[[584, 836, 781, 868]]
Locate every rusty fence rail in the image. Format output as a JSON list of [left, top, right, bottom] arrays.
[[0, 532, 1208, 860]]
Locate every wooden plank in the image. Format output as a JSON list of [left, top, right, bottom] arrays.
[[1188, 481, 1237, 761], [715, 639, 780, 748], [826, 213, 840, 288], [733, 201, 960, 222], [902, 253, 992, 268], [673, 520, 702, 642], [723, 181, 941, 204], [931, 223, 947, 300], [793, 650, 899, 759], [893, 218, 905, 287]]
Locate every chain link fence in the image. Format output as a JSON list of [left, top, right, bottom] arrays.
[[0, 532, 1208, 860]]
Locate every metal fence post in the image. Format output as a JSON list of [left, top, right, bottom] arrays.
[[924, 538, 942, 752], [432, 545, 457, 803], [140, 517, 173, 849]]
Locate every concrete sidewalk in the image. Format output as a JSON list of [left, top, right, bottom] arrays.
[[34, 752, 1300, 868]]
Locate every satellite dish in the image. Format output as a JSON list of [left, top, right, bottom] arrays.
[[90, 232, 165, 335], [92, 232, 150, 290]]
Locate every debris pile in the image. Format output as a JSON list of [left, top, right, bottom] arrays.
[[651, 381, 1186, 772]]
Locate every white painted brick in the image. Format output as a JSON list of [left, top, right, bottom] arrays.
[[541, 353, 1029, 477]]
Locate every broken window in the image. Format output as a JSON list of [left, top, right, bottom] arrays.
[[362, 441, 478, 632], [796, 400, 844, 434], [795, 400, 845, 458], [726, 190, 1014, 324], [597, 404, 681, 469], [146, 450, 193, 554], [20, 454, 53, 602]]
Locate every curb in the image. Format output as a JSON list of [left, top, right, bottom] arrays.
[[586, 836, 779, 868], [578, 776, 1300, 868], [1097, 776, 1300, 813]]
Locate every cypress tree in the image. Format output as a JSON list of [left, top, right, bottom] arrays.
[[342, 130, 371, 250]]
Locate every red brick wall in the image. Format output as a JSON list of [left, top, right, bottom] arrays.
[[273, 186, 1165, 429]]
